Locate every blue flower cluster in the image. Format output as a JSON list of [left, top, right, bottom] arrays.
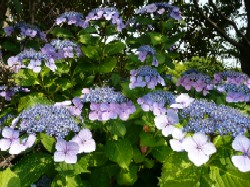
[[130, 65, 165, 89], [4, 22, 46, 41], [42, 39, 82, 60], [81, 87, 136, 121], [137, 90, 176, 115], [17, 105, 80, 138], [86, 7, 125, 31], [136, 2, 181, 20], [0, 86, 29, 101], [56, 12, 86, 27], [137, 45, 158, 67], [7, 49, 56, 73], [213, 70, 249, 85], [180, 99, 250, 136]]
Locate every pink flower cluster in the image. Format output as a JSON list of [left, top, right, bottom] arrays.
[[176, 72, 213, 96]]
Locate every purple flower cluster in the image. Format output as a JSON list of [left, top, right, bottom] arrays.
[[41, 39, 82, 60], [180, 99, 250, 137], [0, 86, 29, 101], [0, 127, 36, 154], [56, 12, 87, 27], [176, 72, 213, 96], [130, 66, 165, 89], [213, 70, 249, 86], [81, 87, 136, 121], [213, 71, 250, 102], [4, 22, 46, 41], [217, 83, 250, 102], [86, 7, 125, 31], [135, 2, 181, 20], [15, 105, 80, 139], [7, 49, 56, 73], [137, 90, 175, 115], [137, 45, 158, 67]]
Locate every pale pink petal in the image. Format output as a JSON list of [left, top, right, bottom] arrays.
[[22, 134, 36, 148], [79, 139, 96, 153], [162, 125, 175, 137], [182, 137, 197, 152], [65, 152, 77, 163], [9, 142, 26, 154], [67, 142, 79, 153], [172, 128, 185, 140], [78, 129, 92, 140], [192, 133, 208, 145], [56, 139, 66, 152], [0, 139, 11, 151]]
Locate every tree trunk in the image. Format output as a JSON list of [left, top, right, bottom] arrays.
[[239, 45, 250, 76]]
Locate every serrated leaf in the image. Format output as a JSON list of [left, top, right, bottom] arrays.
[[105, 139, 133, 169], [40, 133, 55, 153], [55, 156, 89, 176], [159, 152, 202, 187], [13, 153, 54, 187], [0, 168, 21, 187], [116, 165, 138, 185], [50, 27, 73, 38]]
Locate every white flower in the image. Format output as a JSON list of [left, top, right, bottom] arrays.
[[182, 133, 216, 166], [231, 135, 250, 172], [170, 93, 194, 109], [169, 128, 186, 152]]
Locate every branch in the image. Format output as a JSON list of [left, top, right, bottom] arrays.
[[208, 0, 250, 47], [193, 0, 244, 49]]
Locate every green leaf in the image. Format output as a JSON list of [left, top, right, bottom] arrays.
[[0, 168, 21, 187], [2, 41, 19, 52], [81, 45, 100, 59], [116, 165, 138, 185], [55, 156, 89, 176], [40, 133, 55, 153], [18, 94, 52, 112], [13, 153, 54, 187], [50, 27, 73, 38], [78, 34, 99, 45], [52, 175, 91, 187], [162, 19, 175, 30], [90, 165, 120, 187], [133, 147, 145, 163], [106, 121, 126, 137], [152, 146, 172, 162], [159, 152, 202, 187], [104, 41, 126, 55], [140, 132, 156, 147], [149, 32, 168, 46], [105, 139, 133, 169], [87, 145, 108, 167], [111, 73, 121, 86], [14, 69, 38, 86], [98, 57, 117, 73]]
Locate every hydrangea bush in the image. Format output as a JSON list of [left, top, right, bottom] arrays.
[[1, 2, 250, 187]]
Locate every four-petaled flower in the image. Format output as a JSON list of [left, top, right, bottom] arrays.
[[170, 93, 195, 110], [71, 129, 96, 153], [169, 128, 186, 152], [231, 135, 250, 172], [182, 133, 216, 166], [54, 139, 79, 163]]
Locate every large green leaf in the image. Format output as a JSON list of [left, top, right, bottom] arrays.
[[2, 41, 19, 52], [104, 41, 126, 55], [98, 57, 117, 73], [40, 133, 56, 153], [105, 139, 133, 169], [0, 168, 21, 187], [159, 152, 202, 187], [50, 27, 73, 38], [78, 34, 99, 45], [81, 45, 100, 59], [13, 153, 54, 187], [139, 131, 156, 147], [149, 32, 168, 46]]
